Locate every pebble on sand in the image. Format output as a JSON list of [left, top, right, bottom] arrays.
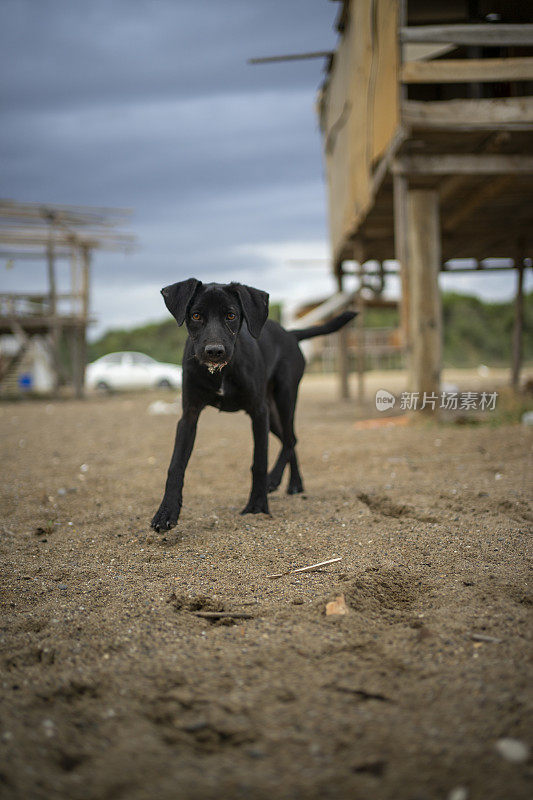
[[495, 738, 530, 763]]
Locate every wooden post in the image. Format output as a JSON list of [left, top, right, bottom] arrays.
[[46, 227, 60, 392], [70, 325, 86, 399], [336, 270, 350, 400], [393, 173, 410, 379], [511, 260, 524, 391], [47, 239, 57, 315], [407, 189, 442, 403], [76, 245, 91, 399], [356, 292, 365, 403], [70, 247, 80, 315], [81, 245, 91, 319]]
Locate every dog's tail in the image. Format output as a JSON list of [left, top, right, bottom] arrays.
[[290, 310, 357, 342]]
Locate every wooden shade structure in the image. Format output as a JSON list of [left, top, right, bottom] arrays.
[[0, 200, 135, 397], [317, 0, 533, 398]]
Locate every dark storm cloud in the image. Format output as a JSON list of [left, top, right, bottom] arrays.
[[1, 0, 336, 113], [2, 88, 324, 212], [2, 0, 341, 332], [1, 0, 336, 214]]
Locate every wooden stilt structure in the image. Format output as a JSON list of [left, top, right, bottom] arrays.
[[314, 1, 533, 400], [0, 201, 134, 397]]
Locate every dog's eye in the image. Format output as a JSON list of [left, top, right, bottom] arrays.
[[191, 312, 202, 321], [226, 312, 236, 321]]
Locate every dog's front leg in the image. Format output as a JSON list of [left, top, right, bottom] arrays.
[[151, 408, 200, 531], [242, 404, 270, 515]]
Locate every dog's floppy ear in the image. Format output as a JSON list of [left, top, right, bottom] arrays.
[[230, 283, 269, 339], [161, 278, 201, 326]]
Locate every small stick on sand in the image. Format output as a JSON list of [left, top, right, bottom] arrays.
[[266, 557, 342, 579], [192, 611, 255, 620], [470, 633, 502, 643]]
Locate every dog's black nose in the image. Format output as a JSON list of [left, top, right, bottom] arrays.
[[204, 344, 226, 361]]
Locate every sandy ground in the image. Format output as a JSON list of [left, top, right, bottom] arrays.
[[0, 371, 532, 800]]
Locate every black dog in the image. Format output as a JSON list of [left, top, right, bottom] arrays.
[[151, 279, 356, 531]]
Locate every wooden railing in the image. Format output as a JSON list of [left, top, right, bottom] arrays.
[[399, 22, 533, 129], [401, 57, 533, 85], [0, 293, 50, 316], [400, 24, 533, 47]]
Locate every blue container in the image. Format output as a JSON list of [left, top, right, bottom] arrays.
[[18, 373, 33, 390]]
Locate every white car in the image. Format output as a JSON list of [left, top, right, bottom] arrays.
[[86, 351, 182, 392]]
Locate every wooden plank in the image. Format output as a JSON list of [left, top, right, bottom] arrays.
[[371, 125, 408, 198], [70, 325, 86, 400], [46, 234, 56, 316], [443, 176, 511, 232], [393, 173, 410, 356], [248, 51, 333, 64], [401, 24, 533, 47], [336, 273, 350, 401], [0, 199, 132, 221], [407, 189, 442, 402], [0, 230, 135, 249], [402, 57, 533, 84], [511, 262, 525, 390], [395, 154, 533, 175], [81, 246, 91, 319], [0, 249, 73, 261], [438, 131, 511, 207], [355, 287, 365, 403], [403, 97, 533, 130]]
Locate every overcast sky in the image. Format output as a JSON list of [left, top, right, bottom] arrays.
[[1, 0, 528, 338]]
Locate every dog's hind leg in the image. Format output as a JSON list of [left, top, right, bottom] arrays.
[[286, 448, 304, 495], [267, 399, 287, 493], [267, 380, 304, 495]]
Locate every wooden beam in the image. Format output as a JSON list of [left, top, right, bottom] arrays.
[[46, 233, 56, 315], [511, 261, 525, 391], [70, 325, 86, 399], [0, 316, 93, 336], [46, 227, 60, 393], [403, 97, 533, 130], [407, 189, 442, 402], [393, 173, 410, 354], [438, 131, 511, 207], [443, 176, 511, 232], [0, 230, 134, 250], [395, 154, 533, 175], [248, 51, 333, 65], [401, 24, 533, 47], [81, 246, 91, 319], [371, 125, 409, 198], [0, 249, 73, 261], [355, 287, 365, 404], [0, 291, 81, 302], [441, 263, 523, 273], [336, 272, 350, 401], [402, 57, 533, 84]]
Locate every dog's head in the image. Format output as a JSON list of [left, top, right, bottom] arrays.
[[161, 279, 269, 371]]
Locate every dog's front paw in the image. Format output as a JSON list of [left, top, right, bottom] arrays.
[[151, 500, 181, 531], [241, 496, 270, 515]]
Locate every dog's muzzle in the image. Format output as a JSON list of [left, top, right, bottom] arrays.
[[203, 344, 227, 372]]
